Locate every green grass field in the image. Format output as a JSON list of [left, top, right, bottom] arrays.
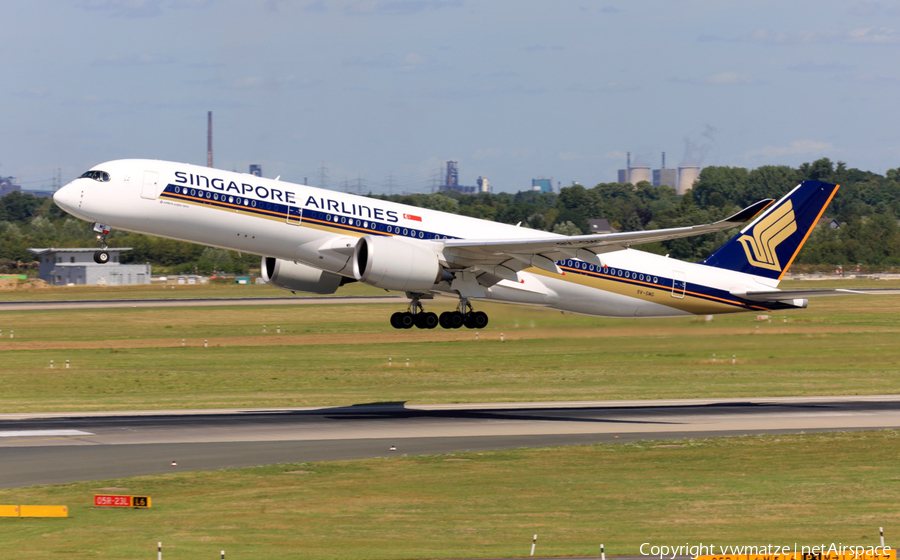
[[1, 431, 898, 560], [2, 279, 900, 412]]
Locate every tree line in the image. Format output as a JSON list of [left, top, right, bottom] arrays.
[[2, 158, 899, 274]]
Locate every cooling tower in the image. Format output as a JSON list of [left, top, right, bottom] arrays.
[[677, 166, 700, 195], [628, 166, 651, 185]]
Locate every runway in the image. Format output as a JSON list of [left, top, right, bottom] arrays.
[[0, 294, 406, 311], [2, 395, 899, 488]]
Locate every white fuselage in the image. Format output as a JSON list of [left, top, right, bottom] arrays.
[[53, 159, 778, 318]]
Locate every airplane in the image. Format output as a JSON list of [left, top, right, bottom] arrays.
[[52, 160, 900, 329]]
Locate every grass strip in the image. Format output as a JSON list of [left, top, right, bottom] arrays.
[[1, 431, 898, 559]]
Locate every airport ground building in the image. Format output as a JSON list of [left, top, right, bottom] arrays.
[[27, 247, 151, 286]]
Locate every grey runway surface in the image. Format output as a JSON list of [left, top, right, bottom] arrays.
[[0, 294, 406, 311], [2, 396, 900, 488]]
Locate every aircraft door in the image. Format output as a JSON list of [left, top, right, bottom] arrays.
[[141, 171, 159, 200], [671, 270, 686, 299], [286, 205, 302, 225]]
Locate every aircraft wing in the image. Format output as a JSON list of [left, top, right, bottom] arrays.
[[734, 288, 900, 302], [441, 199, 773, 278]]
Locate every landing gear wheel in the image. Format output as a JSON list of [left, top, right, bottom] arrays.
[[390, 312, 404, 329], [93, 250, 110, 264], [415, 312, 438, 329], [470, 311, 488, 329], [398, 312, 415, 329], [447, 311, 465, 329], [439, 312, 452, 329], [422, 311, 438, 329]]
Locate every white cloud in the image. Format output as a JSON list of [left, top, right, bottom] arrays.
[[80, 0, 164, 18], [705, 71, 756, 85], [344, 0, 463, 15], [745, 140, 835, 159], [92, 54, 175, 66], [846, 27, 900, 43], [787, 61, 855, 72], [737, 27, 900, 44], [232, 77, 263, 89], [400, 53, 426, 71]]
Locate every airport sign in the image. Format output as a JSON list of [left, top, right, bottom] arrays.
[[94, 495, 151, 508]]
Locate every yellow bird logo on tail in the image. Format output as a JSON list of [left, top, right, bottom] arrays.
[[737, 200, 797, 271]]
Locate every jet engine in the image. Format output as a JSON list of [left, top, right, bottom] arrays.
[[353, 235, 442, 291], [261, 257, 345, 294]]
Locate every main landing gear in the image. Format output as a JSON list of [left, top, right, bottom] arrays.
[[90, 222, 112, 264], [390, 296, 489, 330], [390, 295, 438, 329]]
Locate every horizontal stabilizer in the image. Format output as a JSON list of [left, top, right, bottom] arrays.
[[733, 288, 900, 302]]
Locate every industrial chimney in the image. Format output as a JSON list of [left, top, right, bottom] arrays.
[[207, 111, 213, 168]]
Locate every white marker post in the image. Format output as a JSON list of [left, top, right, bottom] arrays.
[[204, 339, 208, 348], [277, 326, 281, 334], [732, 354, 736, 364], [602, 544, 605, 560], [501, 332, 504, 343], [50, 360, 54, 369], [388, 357, 392, 367], [881, 526, 885, 547], [181, 339, 185, 347], [530, 534, 537, 556], [158, 542, 162, 560], [263, 325, 267, 333], [221, 551, 225, 560], [406, 358, 409, 367], [66, 360, 70, 369]]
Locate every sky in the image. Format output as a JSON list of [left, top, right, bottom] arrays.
[[3, 0, 900, 194]]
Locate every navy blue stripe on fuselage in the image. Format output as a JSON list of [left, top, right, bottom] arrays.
[[556, 260, 769, 311], [158, 184, 459, 241]]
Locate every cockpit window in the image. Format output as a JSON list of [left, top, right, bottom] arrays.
[[80, 170, 110, 182]]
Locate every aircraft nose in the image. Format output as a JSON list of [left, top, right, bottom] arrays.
[[53, 183, 79, 213]]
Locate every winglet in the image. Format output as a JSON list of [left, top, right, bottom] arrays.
[[721, 198, 774, 225]]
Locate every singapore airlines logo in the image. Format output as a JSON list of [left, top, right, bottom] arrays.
[[737, 200, 797, 271]]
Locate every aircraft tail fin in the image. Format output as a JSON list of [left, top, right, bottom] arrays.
[[700, 180, 839, 282]]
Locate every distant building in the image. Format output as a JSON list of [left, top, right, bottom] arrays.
[[249, 164, 262, 177], [653, 168, 677, 189], [0, 177, 20, 197], [652, 152, 676, 189], [27, 248, 151, 286], [438, 160, 481, 195], [477, 176, 490, 193], [817, 217, 841, 230], [588, 219, 619, 234], [532, 178, 553, 193]]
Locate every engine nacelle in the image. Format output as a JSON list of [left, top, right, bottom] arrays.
[[353, 235, 442, 291], [261, 257, 344, 294]]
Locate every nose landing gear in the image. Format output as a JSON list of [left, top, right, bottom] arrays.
[[91, 222, 112, 264]]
